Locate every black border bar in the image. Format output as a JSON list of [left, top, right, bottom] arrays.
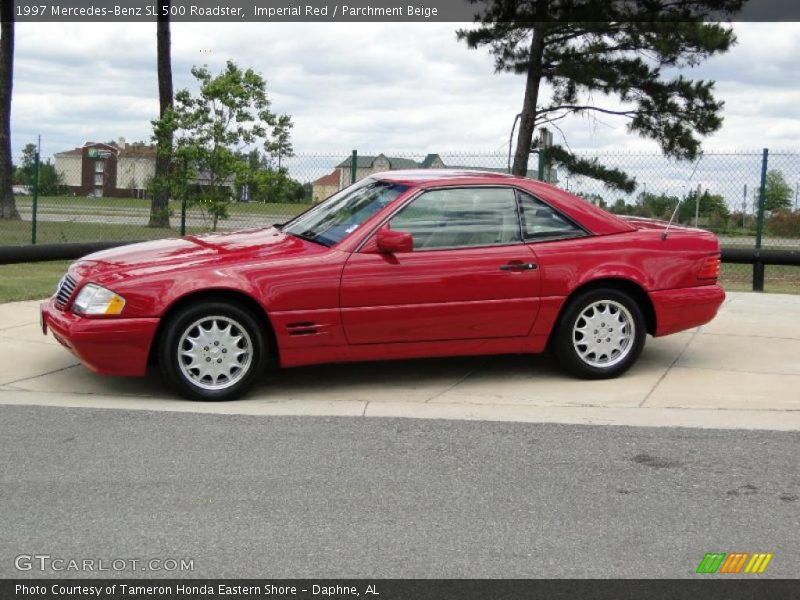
[[11, 0, 800, 23], [4, 579, 800, 600]]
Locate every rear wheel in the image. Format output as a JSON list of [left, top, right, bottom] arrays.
[[553, 288, 646, 379], [159, 302, 267, 401]]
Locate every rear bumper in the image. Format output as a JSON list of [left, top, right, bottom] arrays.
[[41, 298, 159, 377], [651, 284, 725, 337]]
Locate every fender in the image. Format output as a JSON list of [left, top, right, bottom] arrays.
[[109, 266, 265, 318]]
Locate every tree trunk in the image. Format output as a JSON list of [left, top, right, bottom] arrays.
[[149, 1, 173, 228], [0, 6, 19, 220], [511, 27, 547, 177]]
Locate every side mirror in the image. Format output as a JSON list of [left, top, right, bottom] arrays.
[[376, 227, 413, 254]]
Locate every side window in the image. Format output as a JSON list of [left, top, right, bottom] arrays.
[[389, 187, 521, 250], [518, 191, 585, 241]]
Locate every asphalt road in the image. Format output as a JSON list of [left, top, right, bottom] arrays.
[[1, 404, 798, 579]]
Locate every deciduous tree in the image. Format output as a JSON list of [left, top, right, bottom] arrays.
[[679, 188, 729, 223], [763, 169, 792, 213], [153, 61, 293, 231]]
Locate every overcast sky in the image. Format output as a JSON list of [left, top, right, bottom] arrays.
[[11, 21, 800, 161]]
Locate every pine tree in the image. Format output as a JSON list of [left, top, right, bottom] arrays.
[[458, 0, 744, 190]]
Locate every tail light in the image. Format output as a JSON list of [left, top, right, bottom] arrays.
[[698, 255, 721, 280]]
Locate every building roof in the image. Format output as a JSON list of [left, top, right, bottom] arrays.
[[54, 141, 156, 159], [313, 170, 340, 186], [335, 153, 421, 170], [119, 144, 156, 159], [420, 153, 443, 168], [54, 142, 117, 157], [54, 148, 84, 157]]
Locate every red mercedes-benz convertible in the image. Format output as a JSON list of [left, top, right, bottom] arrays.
[[41, 170, 724, 401]]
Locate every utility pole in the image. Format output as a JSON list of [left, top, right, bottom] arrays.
[[742, 183, 747, 230], [537, 128, 553, 182], [694, 183, 701, 228]]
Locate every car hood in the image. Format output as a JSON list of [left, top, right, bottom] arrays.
[[70, 227, 323, 282]]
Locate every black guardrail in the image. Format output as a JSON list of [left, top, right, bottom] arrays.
[[1, 243, 799, 293], [0, 241, 145, 265], [720, 248, 800, 291]]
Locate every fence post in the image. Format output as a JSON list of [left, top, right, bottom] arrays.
[[30, 151, 40, 245], [753, 148, 768, 291], [180, 156, 188, 237], [350, 149, 357, 185]]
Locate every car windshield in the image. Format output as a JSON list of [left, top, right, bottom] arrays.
[[282, 178, 409, 247]]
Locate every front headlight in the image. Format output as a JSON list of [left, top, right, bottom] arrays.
[[72, 284, 126, 315]]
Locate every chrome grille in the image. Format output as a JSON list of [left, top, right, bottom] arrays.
[[55, 274, 77, 308]]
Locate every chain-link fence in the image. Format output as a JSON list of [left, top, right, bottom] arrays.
[[5, 146, 346, 246], [3, 146, 799, 292]]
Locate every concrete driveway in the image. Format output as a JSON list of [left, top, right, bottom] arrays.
[[1, 291, 799, 431]]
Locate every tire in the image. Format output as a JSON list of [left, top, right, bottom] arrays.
[[552, 288, 646, 379], [159, 301, 268, 401]]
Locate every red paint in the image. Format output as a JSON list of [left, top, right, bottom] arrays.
[[42, 299, 158, 376], [651, 285, 727, 337], [41, 170, 725, 378]]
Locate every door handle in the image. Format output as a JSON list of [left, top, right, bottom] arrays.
[[499, 261, 537, 271]]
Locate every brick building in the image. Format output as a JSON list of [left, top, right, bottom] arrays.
[[55, 139, 156, 198]]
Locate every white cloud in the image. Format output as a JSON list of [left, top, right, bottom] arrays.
[[10, 21, 800, 161]]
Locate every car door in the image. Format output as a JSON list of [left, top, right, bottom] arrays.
[[340, 186, 541, 344], [515, 189, 593, 297]]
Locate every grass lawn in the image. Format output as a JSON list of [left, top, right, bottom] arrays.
[[0, 260, 71, 303], [719, 263, 800, 294], [0, 219, 187, 246]]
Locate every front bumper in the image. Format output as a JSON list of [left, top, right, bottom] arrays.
[[651, 284, 726, 337], [41, 298, 159, 377]]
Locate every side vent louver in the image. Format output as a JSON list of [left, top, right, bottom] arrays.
[[286, 321, 319, 336]]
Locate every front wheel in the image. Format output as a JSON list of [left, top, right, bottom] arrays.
[[159, 302, 268, 401], [553, 289, 646, 379]]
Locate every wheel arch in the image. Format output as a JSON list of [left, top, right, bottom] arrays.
[[147, 288, 278, 367], [550, 277, 657, 343]]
